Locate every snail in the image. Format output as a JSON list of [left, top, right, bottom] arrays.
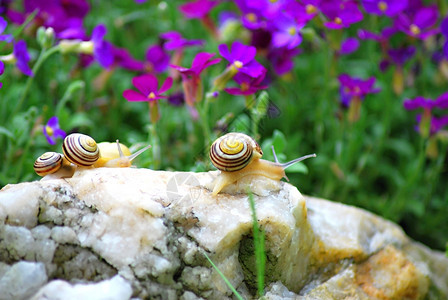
[[33, 152, 76, 179], [209, 132, 316, 195], [34, 133, 151, 179], [62, 133, 151, 168]]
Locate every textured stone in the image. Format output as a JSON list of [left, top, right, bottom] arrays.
[[0, 167, 447, 299], [0, 261, 47, 300]]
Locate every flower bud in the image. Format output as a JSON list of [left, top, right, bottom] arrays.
[[37, 27, 55, 49]]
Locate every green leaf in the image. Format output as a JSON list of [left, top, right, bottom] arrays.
[[272, 129, 287, 153], [284, 162, 308, 174], [0, 126, 14, 140], [67, 113, 94, 129]]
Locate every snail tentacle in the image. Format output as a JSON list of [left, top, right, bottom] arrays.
[[102, 140, 151, 168]]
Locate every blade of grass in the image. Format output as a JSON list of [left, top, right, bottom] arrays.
[[202, 251, 245, 300], [247, 190, 266, 297]]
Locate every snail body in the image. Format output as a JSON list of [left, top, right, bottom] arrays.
[[209, 132, 316, 195], [94, 140, 151, 168]]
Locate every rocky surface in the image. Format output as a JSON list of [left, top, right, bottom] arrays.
[[0, 167, 447, 299]]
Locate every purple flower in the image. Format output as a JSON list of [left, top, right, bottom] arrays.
[[235, 0, 265, 30], [338, 74, 380, 106], [43, 116, 66, 145], [362, 0, 408, 17], [23, 0, 89, 39], [271, 13, 304, 49], [111, 46, 144, 71], [123, 74, 173, 102], [403, 93, 448, 111], [286, 0, 320, 23], [145, 45, 170, 73], [267, 47, 300, 75], [218, 41, 265, 78], [415, 114, 448, 135], [91, 24, 113, 68], [339, 37, 359, 55], [321, 1, 364, 30], [387, 46, 416, 66], [14, 40, 33, 76], [0, 61, 4, 89], [224, 70, 268, 96], [0, 16, 13, 42], [179, 0, 218, 19], [394, 5, 439, 39], [404, 92, 448, 136], [358, 27, 397, 41], [171, 52, 221, 105], [441, 17, 448, 59], [160, 31, 204, 51]]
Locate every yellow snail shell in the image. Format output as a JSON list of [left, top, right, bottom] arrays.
[[94, 140, 151, 168], [62, 133, 100, 167], [209, 132, 316, 195], [33, 152, 75, 179]]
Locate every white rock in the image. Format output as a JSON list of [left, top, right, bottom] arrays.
[[31, 275, 132, 300], [0, 261, 47, 300], [0, 168, 447, 299]]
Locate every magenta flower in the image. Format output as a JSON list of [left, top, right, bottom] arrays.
[[361, 0, 408, 17], [91, 24, 113, 68], [171, 52, 221, 105], [394, 5, 439, 39], [171, 52, 221, 77], [123, 74, 173, 102], [179, 0, 218, 19], [145, 45, 170, 73], [218, 41, 265, 78], [160, 31, 204, 51], [0, 17, 13, 42], [338, 74, 380, 107], [321, 1, 363, 30], [271, 13, 304, 49], [224, 71, 268, 96], [14, 40, 33, 76], [339, 37, 360, 55], [43, 116, 66, 145]]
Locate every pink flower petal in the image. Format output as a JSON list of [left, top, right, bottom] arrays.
[[123, 90, 148, 101]]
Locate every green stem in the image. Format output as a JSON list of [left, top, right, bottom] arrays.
[[423, 143, 448, 208], [13, 45, 61, 117], [149, 123, 160, 169]]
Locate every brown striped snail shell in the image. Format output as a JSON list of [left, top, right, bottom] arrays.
[[210, 132, 263, 172], [34, 152, 66, 176], [62, 133, 100, 167], [209, 132, 316, 195], [33, 152, 75, 179]]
